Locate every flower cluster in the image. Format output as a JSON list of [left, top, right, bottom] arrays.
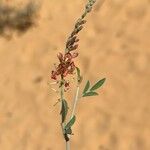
[[51, 0, 98, 90], [51, 52, 78, 81]]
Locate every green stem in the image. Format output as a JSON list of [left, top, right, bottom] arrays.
[[71, 86, 80, 119], [60, 79, 70, 150], [67, 85, 80, 142], [66, 141, 70, 150]]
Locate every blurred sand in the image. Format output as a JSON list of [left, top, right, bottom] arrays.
[[0, 0, 150, 150]]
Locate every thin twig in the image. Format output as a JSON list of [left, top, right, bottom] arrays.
[[66, 141, 70, 150]]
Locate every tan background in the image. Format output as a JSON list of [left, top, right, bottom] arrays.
[[0, 0, 150, 150]]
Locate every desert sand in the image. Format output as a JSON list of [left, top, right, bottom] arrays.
[[0, 0, 150, 150]]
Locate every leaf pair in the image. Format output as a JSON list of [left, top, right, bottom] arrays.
[[64, 115, 76, 135], [60, 100, 76, 135], [82, 78, 106, 97]]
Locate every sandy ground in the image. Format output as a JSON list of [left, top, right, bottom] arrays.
[[0, 0, 150, 150]]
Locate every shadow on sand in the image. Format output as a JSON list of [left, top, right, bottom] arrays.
[[0, 2, 39, 39]]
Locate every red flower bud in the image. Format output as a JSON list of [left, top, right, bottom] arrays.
[[57, 52, 63, 62], [72, 52, 78, 58], [51, 71, 57, 80]]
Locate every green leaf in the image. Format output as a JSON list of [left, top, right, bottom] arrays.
[[76, 67, 80, 78], [83, 80, 90, 94], [90, 78, 106, 91], [60, 99, 68, 123], [65, 115, 76, 130], [82, 91, 98, 97], [76, 67, 82, 84]]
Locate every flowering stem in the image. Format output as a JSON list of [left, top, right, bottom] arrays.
[[51, 1, 99, 150]]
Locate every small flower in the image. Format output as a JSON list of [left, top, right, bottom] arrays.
[[51, 70, 57, 80]]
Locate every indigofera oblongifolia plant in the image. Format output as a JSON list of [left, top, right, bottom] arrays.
[[51, 0, 105, 149]]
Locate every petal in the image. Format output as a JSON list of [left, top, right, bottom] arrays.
[[51, 71, 57, 80], [64, 52, 72, 60], [57, 52, 64, 62]]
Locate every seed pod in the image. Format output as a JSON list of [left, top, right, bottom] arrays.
[[86, 5, 92, 13], [71, 30, 77, 37], [66, 36, 77, 48], [86, 7, 92, 13], [76, 26, 83, 33], [75, 19, 82, 28], [69, 44, 78, 51], [85, 3, 90, 9], [81, 12, 87, 19], [75, 19, 86, 28], [79, 20, 87, 26]]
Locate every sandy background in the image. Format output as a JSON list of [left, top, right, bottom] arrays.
[[0, 0, 150, 150]]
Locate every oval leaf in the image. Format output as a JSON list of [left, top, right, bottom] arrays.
[[65, 115, 76, 130], [83, 80, 90, 94], [76, 67, 82, 83], [76, 67, 80, 78], [90, 78, 106, 91], [60, 99, 68, 123], [82, 91, 98, 97]]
